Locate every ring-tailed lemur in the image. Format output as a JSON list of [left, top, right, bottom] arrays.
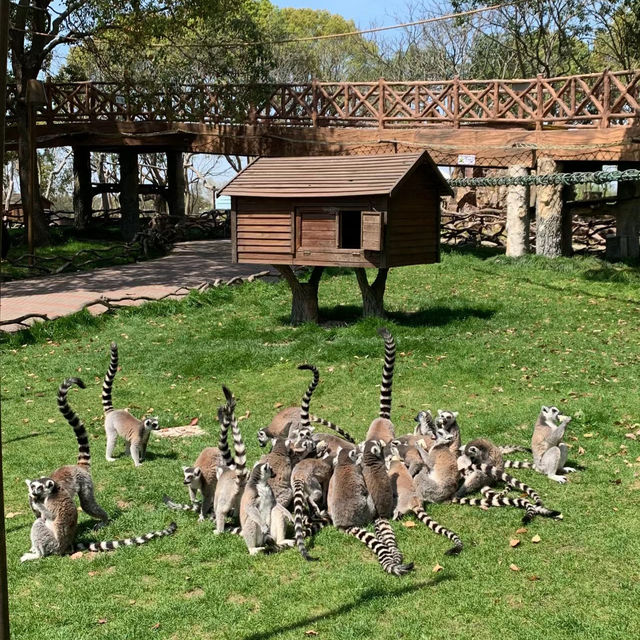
[[239, 461, 279, 555], [327, 447, 413, 576], [21, 478, 176, 561], [213, 387, 249, 534], [386, 445, 463, 555], [165, 387, 236, 520], [529, 406, 576, 483], [27, 378, 109, 528], [361, 439, 408, 565], [413, 429, 460, 503], [102, 342, 159, 466], [365, 328, 397, 444]]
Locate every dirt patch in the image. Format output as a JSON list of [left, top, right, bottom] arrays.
[[155, 425, 207, 438], [184, 588, 205, 599]]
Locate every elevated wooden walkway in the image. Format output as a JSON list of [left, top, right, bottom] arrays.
[[6, 70, 640, 167]]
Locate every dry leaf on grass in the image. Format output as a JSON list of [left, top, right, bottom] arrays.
[[509, 539, 521, 548], [528, 575, 540, 581], [509, 564, 520, 572], [305, 631, 319, 637], [578, 446, 586, 455], [69, 551, 83, 560], [151, 623, 160, 631], [97, 619, 107, 625], [531, 534, 541, 543], [515, 527, 528, 534], [403, 521, 416, 528], [625, 433, 637, 440], [238, 410, 251, 422], [432, 564, 444, 573], [583, 433, 593, 438], [274, 402, 283, 409], [88, 571, 98, 577], [6, 512, 23, 519], [189, 417, 199, 426]]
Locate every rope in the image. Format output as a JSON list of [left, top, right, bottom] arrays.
[[448, 169, 640, 187]]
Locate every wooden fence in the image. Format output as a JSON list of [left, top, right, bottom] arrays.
[[5, 70, 639, 129]]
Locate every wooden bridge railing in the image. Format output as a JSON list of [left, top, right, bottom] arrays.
[[6, 69, 640, 129]]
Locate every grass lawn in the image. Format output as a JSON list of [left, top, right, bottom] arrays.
[[2, 248, 640, 640], [1, 226, 153, 281]]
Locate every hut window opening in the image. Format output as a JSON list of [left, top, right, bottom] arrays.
[[339, 211, 362, 249]]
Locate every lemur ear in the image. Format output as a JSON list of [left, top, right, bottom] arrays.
[[437, 409, 444, 415], [541, 405, 549, 412], [452, 412, 459, 419], [193, 468, 202, 478], [45, 479, 55, 490], [216, 467, 225, 480], [24, 479, 32, 487], [182, 466, 189, 472]]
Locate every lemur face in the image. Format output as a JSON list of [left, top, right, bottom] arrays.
[[261, 462, 275, 480], [182, 466, 202, 486], [436, 410, 459, 431], [26, 477, 56, 500], [257, 429, 268, 447], [144, 417, 160, 431], [541, 406, 560, 422]]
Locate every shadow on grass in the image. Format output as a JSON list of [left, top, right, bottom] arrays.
[[299, 304, 496, 328], [4, 432, 43, 445], [441, 243, 504, 260], [242, 577, 449, 640]]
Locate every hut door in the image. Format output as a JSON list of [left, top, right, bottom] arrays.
[[296, 208, 337, 254], [361, 211, 383, 251]]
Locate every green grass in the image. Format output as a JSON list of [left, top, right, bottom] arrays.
[[2, 248, 640, 640], [1, 226, 156, 281]]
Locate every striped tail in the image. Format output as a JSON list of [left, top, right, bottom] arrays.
[[228, 401, 247, 479], [471, 463, 542, 505], [451, 493, 562, 523], [57, 377, 91, 468], [162, 495, 200, 512], [344, 527, 413, 576], [309, 415, 356, 444], [500, 445, 532, 455], [102, 342, 118, 414], [297, 364, 319, 429], [293, 479, 316, 561], [504, 460, 537, 470], [378, 327, 396, 420], [374, 518, 403, 564], [74, 522, 177, 552], [303, 512, 331, 537], [413, 508, 463, 555], [217, 387, 235, 469]]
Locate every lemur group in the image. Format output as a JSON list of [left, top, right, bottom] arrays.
[[22, 329, 576, 575]]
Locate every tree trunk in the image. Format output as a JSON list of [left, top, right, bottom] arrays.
[[73, 147, 92, 230], [274, 265, 324, 325], [505, 165, 530, 257], [16, 102, 49, 246], [355, 267, 388, 318], [609, 180, 640, 260], [97, 153, 110, 214], [119, 150, 139, 242], [535, 157, 569, 257]]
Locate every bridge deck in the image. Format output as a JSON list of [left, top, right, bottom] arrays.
[[6, 70, 640, 167]]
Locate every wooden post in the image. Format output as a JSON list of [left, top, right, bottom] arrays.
[[73, 147, 92, 230], [273, 265, 324, 325], [506, 165, 530, 257], [607, 180, 640, 260], [378, 78, 385, 129], [355, 267, 388, 318], [119, 150, 139, 242], [166, 150, 185, 218], [535, 157, 569, 257], [0, 0, 12, 636]]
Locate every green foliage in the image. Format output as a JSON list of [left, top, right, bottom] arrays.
[[3, 249, 640, 639]]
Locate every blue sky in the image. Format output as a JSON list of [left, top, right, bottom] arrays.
[[273, 0, 396, 27]]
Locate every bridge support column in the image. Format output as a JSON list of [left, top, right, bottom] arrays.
[[506, 165, 530, 257], [167, 151, 185, 218], [535, 157, 571, 257], [607, 180, 640, 260], [119, 150, 140, 242], [73, 147, 92, 230]]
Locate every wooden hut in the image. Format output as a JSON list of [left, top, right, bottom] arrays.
[[221, 151, 451, 268], [220, 152, 452, 323]]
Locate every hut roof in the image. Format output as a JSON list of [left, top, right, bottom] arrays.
[[220, 151, 452, 198]]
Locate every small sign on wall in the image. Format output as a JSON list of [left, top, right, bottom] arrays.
[[457, 154, 476, 165]]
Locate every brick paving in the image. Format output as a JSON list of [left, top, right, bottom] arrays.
[[0, 240, 272, 332]]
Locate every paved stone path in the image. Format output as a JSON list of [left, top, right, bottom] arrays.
[[0, 240, 273, 332]]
